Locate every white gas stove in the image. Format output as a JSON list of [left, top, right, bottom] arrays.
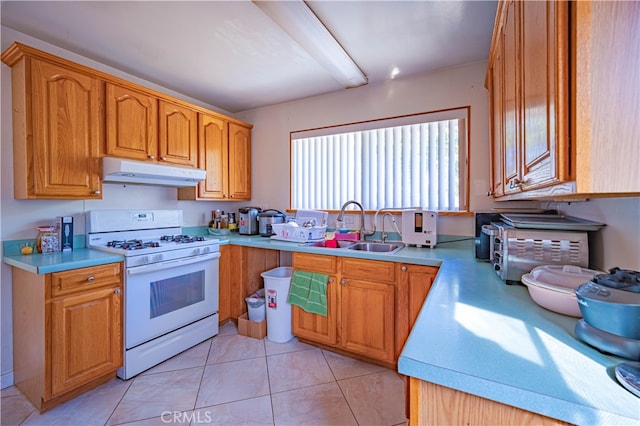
[[86, 209, 220, 379]]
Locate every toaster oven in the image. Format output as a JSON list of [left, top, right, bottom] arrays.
[[491, 222, 589, 283]]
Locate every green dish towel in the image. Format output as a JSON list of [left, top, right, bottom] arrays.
[[288, 270, 328, 317]]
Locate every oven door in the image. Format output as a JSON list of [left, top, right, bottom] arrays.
[[125, 252, 220, 349]]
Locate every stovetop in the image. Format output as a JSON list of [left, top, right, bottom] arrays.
[[106, 235, 207, 251]]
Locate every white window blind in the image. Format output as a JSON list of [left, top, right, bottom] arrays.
[[291, 108, 468, 212]]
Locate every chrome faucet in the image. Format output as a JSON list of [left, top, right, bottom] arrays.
[[336, 200, 375, 241], [381, 212, 394, 243]]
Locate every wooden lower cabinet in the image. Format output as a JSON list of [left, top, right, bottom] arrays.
[[12, 263, 123, 412], [218, 245, 233, 324], [291, 253, 437, 367], [409, 378, 570, 426], [219, 245, 279, 322], [291, 253, 338, 345], [340, 258, 396, 363]]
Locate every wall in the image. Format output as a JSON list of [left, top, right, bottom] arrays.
[[235, 60, 503, 235]]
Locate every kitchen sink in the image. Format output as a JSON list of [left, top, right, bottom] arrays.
[[346, 242, 403, 253]]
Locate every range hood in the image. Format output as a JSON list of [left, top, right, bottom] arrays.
[[102, 157, 206, 187]]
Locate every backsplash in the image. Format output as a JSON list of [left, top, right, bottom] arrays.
[[552, 197, 640, 271]]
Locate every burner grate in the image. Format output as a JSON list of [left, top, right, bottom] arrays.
[[160, 235, 205, 244], [107, 239, 161, 250]]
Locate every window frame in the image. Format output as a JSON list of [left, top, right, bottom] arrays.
[[289, 106, 471, 213]]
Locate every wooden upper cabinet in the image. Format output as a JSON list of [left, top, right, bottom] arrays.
[[488, 44, 505, 198], [198, 113, 228, 199], [488, 0, 637, 199], [572, 1, 640, 194], [178, 118, 251, 201], [2, 42, 254, 199], [228, 122, 252, 200], [519, 1, 570, 191], [486, 1, 570, 199], [2, 46, 103, 199], [106, 83, 158, 161], [158, 100, 198, 167]]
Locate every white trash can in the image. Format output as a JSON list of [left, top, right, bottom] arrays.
[[261, 266, 293, 343], [245, 297, 266, 322]]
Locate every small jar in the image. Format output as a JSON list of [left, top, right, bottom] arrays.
[[36, 226, 58, 253]]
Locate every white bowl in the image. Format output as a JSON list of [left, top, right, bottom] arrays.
[[521, 265, 604, 317]]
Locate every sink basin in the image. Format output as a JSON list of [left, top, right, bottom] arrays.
[[346, 242, 403, 253]]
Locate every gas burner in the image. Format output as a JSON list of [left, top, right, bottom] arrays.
[[160, 235, 205, 244], [107, 239, 160, 250]]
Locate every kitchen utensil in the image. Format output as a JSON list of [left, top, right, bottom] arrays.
[[615, 362, 640, 398], [575, 319, 640, 360], [575, 268, 640, 340], [257, 209, 286, 237], [401, 209, 437, 248], [491, 222, 589, 283], [499, 213, 606, 231], [238, 207, 261, 235], [521, 265, 604, 317]]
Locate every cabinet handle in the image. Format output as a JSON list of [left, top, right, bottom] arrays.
[[148, 155, 155, 160], [328, 278, 334, 284], [87, 276, 95, 282], [340, 278, 347, 286], [486, 190, 494, 197], [114, 289, 121, 295], [94, 190, 101, 195], [401, 266, 407, 272], [510, 178, 525, 189], [161, 156, 167, 161]]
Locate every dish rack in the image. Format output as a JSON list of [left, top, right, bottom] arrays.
[[271, 223, 327, 243]]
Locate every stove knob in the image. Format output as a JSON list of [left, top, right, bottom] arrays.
[[153, 254, 164, 263], [202, 246, 210, 254], [193, 248, 201, 255], [141, 256, 150, 265]]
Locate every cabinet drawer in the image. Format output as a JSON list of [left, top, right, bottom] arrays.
[[342, 258, 395, 283], [50, 263, 122, 298], [293, 253, 337, 274]]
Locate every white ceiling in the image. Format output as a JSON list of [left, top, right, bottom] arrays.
[[0, 0, 497, 113]]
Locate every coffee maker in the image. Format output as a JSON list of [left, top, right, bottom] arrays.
[[238, 207, 261, 235]]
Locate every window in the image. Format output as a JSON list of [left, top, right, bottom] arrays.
[[291, 107, 469, 212]]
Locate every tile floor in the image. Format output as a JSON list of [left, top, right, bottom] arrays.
[[1, 322, 407, 425]]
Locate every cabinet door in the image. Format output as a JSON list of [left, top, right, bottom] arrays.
[[503, 0, 520, 194], [292, 253, 338, 345], [158, 100, 198, 167], [50, 286, 122, 396], [218, 245, 232, 324], [340, 258, 395, 362], [340, 277, 395, 362], [488, 43, 505, 198], [228, 123, 251, 200], [395, 264, 437, 359], [27, 59, 103, 199], [198, 113, 228, 199], [106, 83, 158, 161], [520, 1, 569, 190]]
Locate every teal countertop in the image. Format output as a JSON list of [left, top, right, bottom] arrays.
[[396, 244, 640, 425], [3, 247, 124, 274], [4, 233, 638, 423]]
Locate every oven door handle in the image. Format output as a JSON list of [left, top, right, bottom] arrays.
[[127, 252, 221, 275]]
